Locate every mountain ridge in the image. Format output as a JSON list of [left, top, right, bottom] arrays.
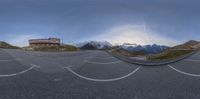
[[119, 43, 169, 54], [0, 41, 20, 49], [148, 40, 200, 60], [77, 41, 112, 50]]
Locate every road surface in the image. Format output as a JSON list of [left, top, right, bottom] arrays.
[[0, 49, 200, 99]]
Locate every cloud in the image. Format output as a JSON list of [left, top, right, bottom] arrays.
[[88, 24, 180, 46], [7, 34, 41, 47]]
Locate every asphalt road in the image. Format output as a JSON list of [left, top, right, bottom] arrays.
[[0, 49, 200, 99]]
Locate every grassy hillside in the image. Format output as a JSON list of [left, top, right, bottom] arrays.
[[147, 49, 194, 60], [0, 41, 20, 49], [32, 45, 79, 52], [172, 40, 199, 50], [147, 40, 200, 61], [111, 49, 145, 57]]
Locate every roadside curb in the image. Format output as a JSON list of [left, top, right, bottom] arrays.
[[106, 50, 198, 66]]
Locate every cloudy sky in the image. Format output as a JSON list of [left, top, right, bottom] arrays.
[[0, 0, 199, 47]]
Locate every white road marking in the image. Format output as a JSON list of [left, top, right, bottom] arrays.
[[168, 65, 200, 77], [84, 60, 122, 65], [53, 78, 62, 82], [91, 57, 116, 60], [62, 66, 70, 69], [64, 66, 141, 82], [0, 58, 23, 62], [184, 59, 200, 62], [30, 64, 41, 68], [0, 60, 13, 62], [0, 64, 40, 77]]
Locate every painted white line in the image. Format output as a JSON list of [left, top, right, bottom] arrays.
[[0, 58, 23, 62], [0, 60, 13, 62], [84, 60, 122, 65], [64, 66, 141, 82], [30, 64, 41, 68], [62, 66, 70, 69], [168, 65, 200, 77], [0, 64, 40, 77], [91, 57, 116, 60], [184, 59, 200, 62]]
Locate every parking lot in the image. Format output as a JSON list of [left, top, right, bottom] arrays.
[[0, 49, 200, 99]]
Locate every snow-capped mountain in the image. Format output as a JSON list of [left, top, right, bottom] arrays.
[[121, 43, 137, 49], [76, 41, 168, 52], [120, 43, 169, 54], [77, 41, 112, 50]]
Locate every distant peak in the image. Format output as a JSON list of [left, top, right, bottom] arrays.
[[76, 40, 112, 50], [187, 40, 199, 43]]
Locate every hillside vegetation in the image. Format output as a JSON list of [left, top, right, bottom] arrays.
[[32, 45, 78, 52], [147, 49, 194, 60], [171, 40, 200, 50], [148, 40, 200, 61], [0, 41, 20, 49], [111, 48, 145, 57]]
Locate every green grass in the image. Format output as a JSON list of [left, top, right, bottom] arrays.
[[147, 50, 194, 60], [33, 45, 78, 52], [0, 41, 20, 49], [111, 49, 145, 57]]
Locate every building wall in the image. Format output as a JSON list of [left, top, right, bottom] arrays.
[[29, 38, 61, 47]]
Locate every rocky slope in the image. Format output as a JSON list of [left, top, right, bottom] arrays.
[[0, 41, 20, 49]]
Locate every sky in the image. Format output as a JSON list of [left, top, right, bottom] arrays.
[[0, 0, 200, 47]]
